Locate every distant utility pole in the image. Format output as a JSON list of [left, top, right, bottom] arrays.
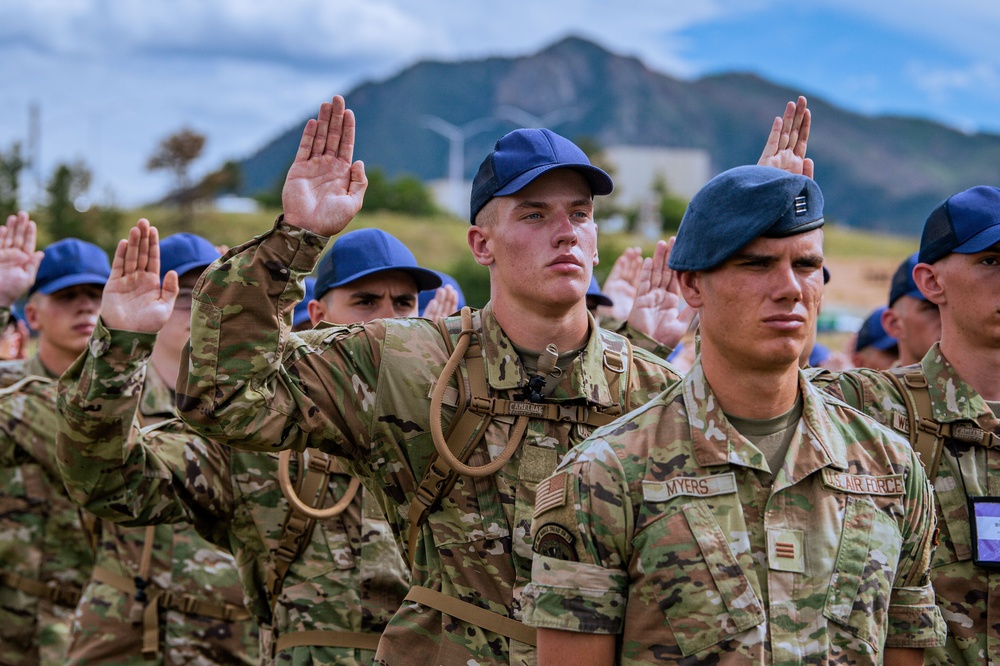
[[495, 105, 580, 130], [421, 115, 496, 218], [27, 102, 41, 208]]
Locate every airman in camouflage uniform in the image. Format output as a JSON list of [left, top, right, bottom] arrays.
[[523, 166, 944, 664], [57, 221, 418, 664], [0, 221, 102, 666], [0, 216, 256, 665], [816, 185, 1000, 665], [174, 96, 685, 665]]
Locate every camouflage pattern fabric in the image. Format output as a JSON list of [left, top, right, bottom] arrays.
[[820, 342, 1000, 666], [64, 364, 258, 665], [0, 360, 94, 666], [57, 320, 410, 665], [174, 219, 681, 666], [522, 360, 945, 664]]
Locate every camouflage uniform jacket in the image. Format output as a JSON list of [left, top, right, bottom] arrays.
[[63, 352, 258, 666], [175, 219, 681, 666], [820, 343, 1000, 666], [57, 320, 410, 665], [0, 356, 94, 666], [522, 360, 945, 664]]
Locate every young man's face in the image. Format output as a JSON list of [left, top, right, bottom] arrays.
[[309, 270, 419, 326], [931, 244, 1000, 348], [25, 284, 103, 356], [883, 296, 940, 364], [683, 229, 825, 372], [471, 169, 597, 314]]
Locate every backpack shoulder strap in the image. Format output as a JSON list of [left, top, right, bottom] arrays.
[[406, 308, 492, 568], [882, 368, 944, 480]]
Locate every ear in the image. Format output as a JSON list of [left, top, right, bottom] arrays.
[[307, 299, 326, 327], [468, 225, 494, 267], [912, 262, 945, 306], [23, 300, 42, 332], [881, 306, 904, 340], [677, 271, 704, 309]]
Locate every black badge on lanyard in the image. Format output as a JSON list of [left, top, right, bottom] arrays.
[[969, 496, 1000, 568]]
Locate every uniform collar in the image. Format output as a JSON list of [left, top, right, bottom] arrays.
[[683, 360, 848, 481], [920, 343, 1000, 431], [478, 303, 617, 407]]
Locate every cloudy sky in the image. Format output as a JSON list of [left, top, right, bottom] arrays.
[[3, 0, 1000, 208]]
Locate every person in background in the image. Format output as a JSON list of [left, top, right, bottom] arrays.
[[418, 270, 464, 318], [59, 231, 258, 665], [881, 252, 941, 367], [57, 220, 415, 664], [0, 221, 100, 666], [851, 306, 899, 370]]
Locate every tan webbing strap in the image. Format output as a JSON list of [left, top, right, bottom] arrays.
[[471, 397, 620, 427], [274, 629, 381, 652], [404, 586, 536, 647], [0, 568, 82, 608], [406, 311, 491, 567], [91, 563, 251, 658], [268, 450, 338, 602]]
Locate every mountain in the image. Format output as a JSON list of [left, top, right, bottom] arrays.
[[237, 36, 1000, 236]]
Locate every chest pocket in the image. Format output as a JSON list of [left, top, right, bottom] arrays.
[[823, 496, 902, 648], [636, 500, 764, 657]]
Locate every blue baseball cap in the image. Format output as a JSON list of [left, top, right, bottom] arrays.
[[469, 128, 613, 224], [919, 186, 1000, 264], [30, 238, 111, 296], [669, 165, 824, 272], [159, 233, 221, 280], [585, 275, 613, 308], [418, 271, 466, 316], [888, 252, 926, 306], [855, 306, 897, 352], [808, 341, 831, 367], [293, 277, 316, 328], [314, 228, 441, 300]]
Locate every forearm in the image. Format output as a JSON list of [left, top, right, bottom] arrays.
[[177, 216, 327, 450]]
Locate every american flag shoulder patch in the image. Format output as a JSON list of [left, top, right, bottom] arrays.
[[534, 472, 568, 517]]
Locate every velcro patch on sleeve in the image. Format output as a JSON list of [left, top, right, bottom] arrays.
[[532, 522, 577, 561], [534, 472, 568, 517]]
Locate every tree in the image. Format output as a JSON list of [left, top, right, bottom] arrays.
[[363, 169, 437, 216], [44, 161, 93, 241], [0, 143, 26, 215], [147, 127, 206, 229]]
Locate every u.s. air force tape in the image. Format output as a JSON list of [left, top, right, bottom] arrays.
[[532, 523, 577, 561]]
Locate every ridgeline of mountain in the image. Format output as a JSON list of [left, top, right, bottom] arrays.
[[238, 36, 1000, 235]]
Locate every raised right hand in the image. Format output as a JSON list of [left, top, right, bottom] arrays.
[[282, 95, 368, 236], [0, 212, 44, 308], [101, 219, 178, 333]]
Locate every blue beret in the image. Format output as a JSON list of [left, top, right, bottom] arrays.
[[669, 165, 824, 272]]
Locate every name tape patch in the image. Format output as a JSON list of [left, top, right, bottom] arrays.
[[642, 473, 737, 503], [821, 469, 904, 496]]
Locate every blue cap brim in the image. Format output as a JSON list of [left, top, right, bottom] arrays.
[[952, 224, 1000, 256], [33, 274, 108, 295], [495, 163, 613, 200], [319, 265, 442, 296], [168, 260, 216, 280]]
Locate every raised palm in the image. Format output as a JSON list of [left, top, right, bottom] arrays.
[[282, 96, 368, 236], [101, 219, 178, 333], [0, 212, 44, 307], [627, 239, 696, 351]]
